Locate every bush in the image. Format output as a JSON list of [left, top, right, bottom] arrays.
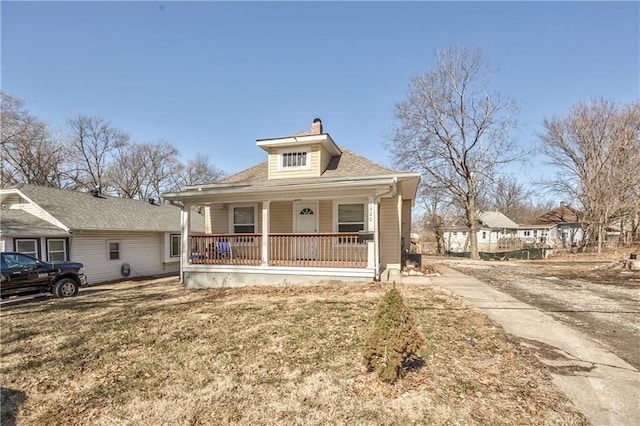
[[362, 286, 425, 383]]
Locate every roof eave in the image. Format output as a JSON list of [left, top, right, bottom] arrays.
[[164, 176, 404, 201], [256, 133, 342, 156]]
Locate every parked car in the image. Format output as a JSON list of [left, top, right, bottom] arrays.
[[0, 252, 88, 299]]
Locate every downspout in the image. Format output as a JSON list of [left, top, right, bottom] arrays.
[[373, 177, 397, 281]]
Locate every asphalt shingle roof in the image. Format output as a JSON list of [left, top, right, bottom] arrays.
[[478, 211, 519, 229], [534, 205, 582, 224], [219, 147, 406, 185], [4, 185, 204, 233], [0, 209, 70, 236]]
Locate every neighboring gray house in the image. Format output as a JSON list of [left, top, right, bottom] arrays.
[[444, 211, 519, 253], [518, 202, 584, 249], [0, 184, 204, 283]]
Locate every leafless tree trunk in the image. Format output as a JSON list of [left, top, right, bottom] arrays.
[[539, 98, 640, 254], [389, 47, 520, 259]]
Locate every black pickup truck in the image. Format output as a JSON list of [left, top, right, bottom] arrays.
[[1, 252, 88, 299]]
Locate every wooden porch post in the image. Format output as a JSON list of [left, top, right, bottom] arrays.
[[180, 204, 191, 283], [368, 196, 376, 269], [261, 200, 270, 266], [397, 194, 403, 259]]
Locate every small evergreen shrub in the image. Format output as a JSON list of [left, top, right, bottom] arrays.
[[362, 286, 425, 383]]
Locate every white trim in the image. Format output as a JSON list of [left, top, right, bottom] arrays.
[[180, 206, 191, 283], [256, 133, 342, 157], [183, 263, 375, 278], [261, 201, 270, 266]]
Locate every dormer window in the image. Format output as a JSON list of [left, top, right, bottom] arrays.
[[280, 149, 310, 170]]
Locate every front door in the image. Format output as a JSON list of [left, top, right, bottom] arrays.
[[294, 202, 318, 260]]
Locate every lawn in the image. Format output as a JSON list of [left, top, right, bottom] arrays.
[[1, 278, 587, 425]]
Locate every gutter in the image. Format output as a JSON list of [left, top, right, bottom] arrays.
[[165, 177, 401, 200], [373, 177, 397, 281]]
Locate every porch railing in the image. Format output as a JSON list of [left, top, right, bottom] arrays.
[[189, 234, 262, 265], [188, 233, 367, 268], [270, 233, 367, 267]]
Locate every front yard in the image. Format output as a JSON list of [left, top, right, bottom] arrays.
[[1, 278, 587, 425]]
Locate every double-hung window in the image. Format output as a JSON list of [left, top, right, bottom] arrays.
[[15, 239, 38, 258], [337, 203, 365, 232], [108, 241, 121, 260], [170, 234, 181, 257], [233, 206, 256, 233], [47, 239, 67, 262]]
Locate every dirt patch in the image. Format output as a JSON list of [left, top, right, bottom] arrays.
[[434, 256, 640, 370]]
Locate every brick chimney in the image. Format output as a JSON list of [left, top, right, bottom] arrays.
[[311, 118, 323, 134]]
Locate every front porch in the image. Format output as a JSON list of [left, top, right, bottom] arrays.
[[183, 232, 376, 287]]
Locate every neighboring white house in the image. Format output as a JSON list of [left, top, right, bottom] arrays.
[[444, 211, 519, 253], [0, 185, 204, 283], [516, 224, 552, 246], [162, 118, 421, 287], [519, 202, 584, 249]]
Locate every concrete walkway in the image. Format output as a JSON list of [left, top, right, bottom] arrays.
[[424, 265, 639, 426]]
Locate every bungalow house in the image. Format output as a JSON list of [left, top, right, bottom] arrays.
[[0, 184, 204, 283], [444, 211, 519, 253], [518, 202, 583, 249], [162, 118, 421, 288]]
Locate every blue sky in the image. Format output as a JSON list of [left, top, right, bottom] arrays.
[[2, 1, 639, 188]]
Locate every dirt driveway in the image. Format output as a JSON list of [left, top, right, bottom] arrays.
[[431, 257, 640, 370]]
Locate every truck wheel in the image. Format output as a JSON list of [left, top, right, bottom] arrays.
[[53, 278, 79, 298]]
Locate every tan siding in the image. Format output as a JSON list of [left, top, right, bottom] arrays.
[[318, 200, 332, 232], [72, 232, 174, 283], [270, 201, 293, 233], [379, 197, 400, 267], [320, 145, 332, 173], [256, 202, 263, 232], [209, 204, 229, 234], [401, 199, 412, 252], [267, 149, 278, 180], [267, 145, 322, 179]]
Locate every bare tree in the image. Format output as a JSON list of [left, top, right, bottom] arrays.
[[110, 139, 180, 201], [488, 176, 531, 223], [389, 47, 520, 259], [539, 98, 640, 253], [142, 140, 181, 200], [66, 115, 129, 192], [173, 153, 226, 188], [1, 92, 73, 188]]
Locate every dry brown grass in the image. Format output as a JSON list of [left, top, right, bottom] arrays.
[[1, 278, 587, 425]]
